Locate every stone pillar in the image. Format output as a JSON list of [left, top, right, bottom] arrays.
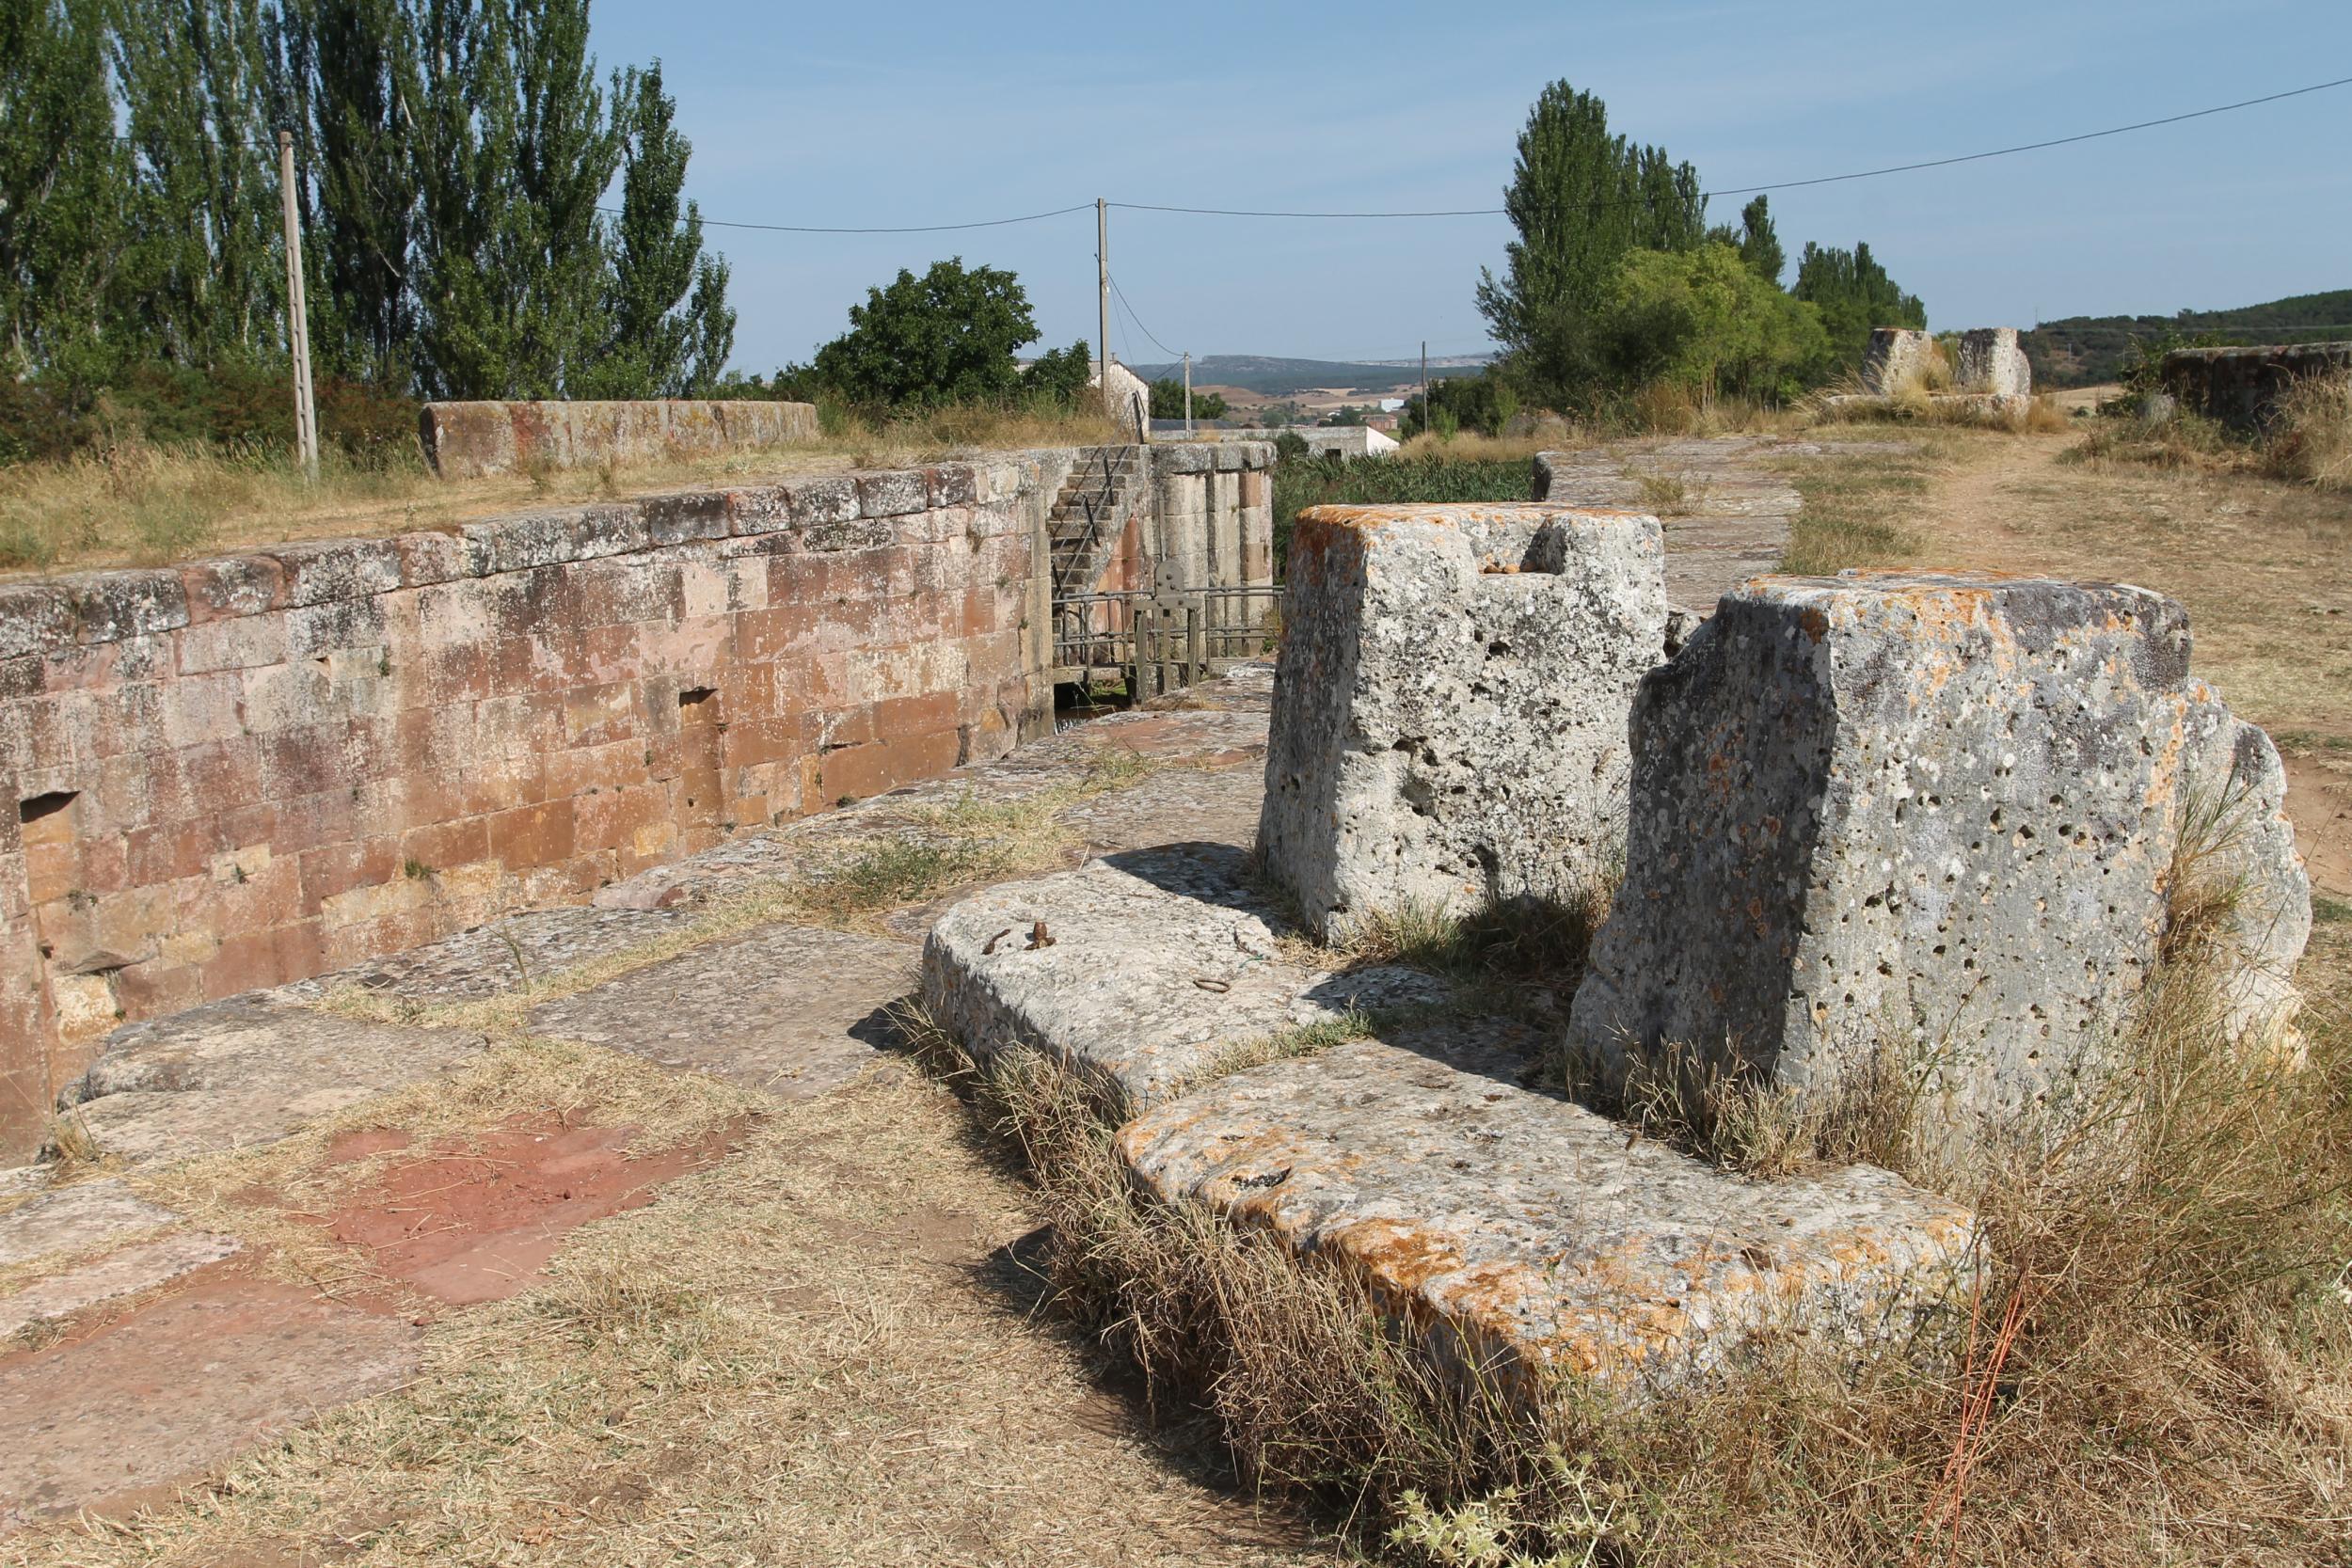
[[1257, 503, 1667, 942], [1570, 572, 2310, 1145], [1860, 328, 1935, 395], [1955, 328, 2032, 397]]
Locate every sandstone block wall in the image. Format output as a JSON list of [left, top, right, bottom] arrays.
[[0, 453, 1075, 1158], [1570, 572, 2310, 1146], [2162, 342, 2352, 433], [1143, 442, 1277, 606], [1955, 328, 2031, 397], [1258, 503, 1665, 942], [419, 400, 819, 480], [1861, 328, 1935, 395]]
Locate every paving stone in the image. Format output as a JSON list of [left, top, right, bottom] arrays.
[[1119, 1028, 1978, 1395], [0, 1277, 419, 1529], [0, 1179, 183, 1267], [1570, 571, 2312, 1149], [1258, 502, 1666, 941], [282, 906, 696, 1005], [1, 1234, 243, 1339], [62, 994, 487, 1167], [526, 922, 916, 1098], [923, 842, 1451, 1109]]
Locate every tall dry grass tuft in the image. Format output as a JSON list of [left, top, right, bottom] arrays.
[[2265, 371, 2352, 490]]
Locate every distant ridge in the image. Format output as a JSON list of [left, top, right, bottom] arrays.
[[1126, 354, 1492, 396], [2023, 289, 2352, 387]]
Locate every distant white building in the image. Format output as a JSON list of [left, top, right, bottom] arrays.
[[1199, 425, 1399, 458]]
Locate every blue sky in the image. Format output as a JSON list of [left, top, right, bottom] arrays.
[[587, 0, 2352, 375]]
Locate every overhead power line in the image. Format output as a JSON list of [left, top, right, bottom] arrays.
[[1108, 274, 1183, 360], [612, 199, 1097, 235]]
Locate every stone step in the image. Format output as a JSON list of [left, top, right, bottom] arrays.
[[921, 844, 1979, 1400], [1119, 1029, 1978, 1396]]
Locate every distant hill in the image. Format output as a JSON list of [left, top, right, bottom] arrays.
[[1126, 355, 1490, 396], [2023, 290, 2352, 388]]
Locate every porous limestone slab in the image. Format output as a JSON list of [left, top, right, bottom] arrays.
[[1860, 327, 1935, 395], [1956, 327, 2031, 397], [1258, 503, 1666, 942], [282, 906, 696, 1005], [0, 1234, 243, 1339], [526, 921, 915, 1099], [1119, 1031, 1977, 1393], [0, 1179, 183, 1268], [922, 842, 1451, 1109], [62, 994, 488, 1167], [1571, 571, 2311, 1146]]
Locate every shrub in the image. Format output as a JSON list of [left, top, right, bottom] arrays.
[[1600, 243, 1831, 404]]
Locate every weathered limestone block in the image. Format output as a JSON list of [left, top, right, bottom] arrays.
[[921, 843, 1450, 1109], [1257, 504, 1666, 942], [1570, 572, 2311, 1142], [1860, 328, 1935, 395], [1120, 1029, 1978, 1394], [1955, 328, 2031, 397]]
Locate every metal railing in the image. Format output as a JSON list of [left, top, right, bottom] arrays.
[[1052, 449, 1122, 597]]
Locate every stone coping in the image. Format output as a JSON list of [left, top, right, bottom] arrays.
[[0, 441, 1274, 660]]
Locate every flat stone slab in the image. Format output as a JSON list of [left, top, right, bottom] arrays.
[[1, 1234, 244, 1339], [923, 842, 1451, 1109], [1119, 1031, 1978, 1394], [0, 1178, 184, 1268], [62, 994, 487, 1168], [0, 1277, 418, 1529], [282, 905, 696, 1005], [526, 921, 916, 1099]]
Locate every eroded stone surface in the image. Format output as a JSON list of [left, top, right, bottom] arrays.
[[1955, 327, 2031, 397], [527, 922, 914, 1098], [1861, 328, 1935, 395], [0, 1179, 183, 1267], [63, 994, 488, 1167], [1120, 1030, 1977, 1392], [282, 906, 696, 1005], [0, 1234, 243, 1339], [1258, 503, 1665, 941], [923, 843, 1450, 1108], [1571, 571, 2312, 1144], [0, 1278, 419, 1528]]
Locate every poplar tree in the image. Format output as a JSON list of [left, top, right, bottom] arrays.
[[1475, 81, 1706, 407], [271, 0, 418, 383], [584, 61, 734, 397], [1792, 240, 1928, 369], [0, 0, 130, 381], [113, 0, 282, 366]]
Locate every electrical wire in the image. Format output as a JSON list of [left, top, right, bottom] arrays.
[[603, 200, 1095, 235], [1108, 274, 1184, 361]]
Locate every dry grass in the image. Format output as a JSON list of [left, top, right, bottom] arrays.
[[2072, 372, 2352, 495], [1772, 438, 1943, 576], [0, 403, 1124, 578], [905, 891, 2352, 1567]]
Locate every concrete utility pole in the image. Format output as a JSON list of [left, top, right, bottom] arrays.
[[1095, 198, 1112, 393], [1420, 341, 1428, 437], [1183, 351, 1192, 435], [276, 129, 319, 483]]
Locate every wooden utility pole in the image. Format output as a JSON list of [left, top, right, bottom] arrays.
[[1420, 341, 1428, 436], [276, 130, 319, 483], [1095, 198, 1112, 403], [1183, 351, 1192, 435]]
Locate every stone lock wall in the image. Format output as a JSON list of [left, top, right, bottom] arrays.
[[0, 451, 1091, 1158], [2162, 341, 2352, 433], [419, 400, 821, 480]]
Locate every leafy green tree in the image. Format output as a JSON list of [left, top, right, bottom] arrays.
[[1475, 81, 1705, 409], [1399, 368, 1521, 439], [1708, 195, 1785, 287], [809, 258, 1043, 408], [1791, 240, 1926, 371], [412, 0, 622, 398], [0, 0, 130, 382], [1602, 243, 1830, 402], [1147, 377, 1225, 420], [270, 0, 418, 384], [113, 0, 283, 368], [1025, 339, 1092, 408], [580, 60, 733, 396]]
